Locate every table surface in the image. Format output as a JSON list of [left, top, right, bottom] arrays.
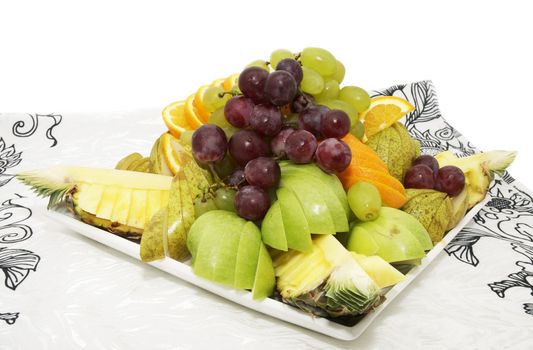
[[1, 80, 532, 349]]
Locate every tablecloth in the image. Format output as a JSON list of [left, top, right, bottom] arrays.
[[0, 81, 531, 349]]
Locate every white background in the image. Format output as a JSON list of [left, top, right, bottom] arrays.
[[1, 0, 532, 181], [1, 1, 533, 348]]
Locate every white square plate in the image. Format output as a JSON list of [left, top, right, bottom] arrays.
[[46, 196, 488, 341]]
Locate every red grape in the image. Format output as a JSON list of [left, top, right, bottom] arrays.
[[264, 70, 298, 106], [404, 164, 435, 189], [412, 155, 439, 178], [291, 92, 315, 113], [298, 105, 329, 137], [250, 104, 282, 136], [275, 58, 303, 84], [435, 165, 465, 196], [321, 109, 350, 139], [244, 157, 280, 189], [224, 96, 254, 128], [238, 67, 269, 104], [228, 130, 269, 166], [235, 185, 270, 221], [315, 138, 352, 173], [285, 130, 318, 164], [270, 128, 295, 158], [191, 125, 228, 164], [226, 169, 246, 187]]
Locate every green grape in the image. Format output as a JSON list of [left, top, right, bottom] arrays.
[[208, 107, 232, 129], [222, 126, 239, 139], [350, 120, 365, 140], [330, 60, 345, 84], [214, 187, 237, 212], [270, 49, 293, 69], [321, 99, 358, 126], [203, 86, 230, 113], [246, 59, 269, 72], [179, 130, 194, 147], [300, 66, 324, 95], [194, 197, 218, 218], [314, 79, 340, 102], [347, 182, 382, 222], [300, 47, 336, 76], [339, 86, 371, 112]]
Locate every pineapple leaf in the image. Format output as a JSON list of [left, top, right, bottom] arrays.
[[17, 169, 74, 209]]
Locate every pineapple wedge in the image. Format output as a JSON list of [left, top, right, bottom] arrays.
[[18, 166, 172, 238]]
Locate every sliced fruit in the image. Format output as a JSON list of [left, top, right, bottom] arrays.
[[347, 215, 426, 263], [276, 187, 312, 253], [222, 73, 239, 91], [234, 221, 261, 289], [210, 78, 225, 87], [351, 253, 405, 289], [115, 152, 142, 170], [18, 167, 172, 237], [379, 207, 433, 250], [194, 85, 212, 123], [359, 96, 415, 138], [140, 208, 167, 262], [184, 94, 204, 129], [274, 235, 380, 317], [251, 244, 275, 300], [162, 100, 193, 138], [161, 132, 189, 175], [261, 201, 288, 251]]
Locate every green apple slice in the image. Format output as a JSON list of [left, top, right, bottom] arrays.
[[187, 210, 242, 261], [280, 162, 350, 216], [234, 221, 262, 289], [348, 218, 426, 263], [251, 243, 275, 300], [282, 170, 348, 232], [276, 187, 312, 252], [211, 228, 241, 287], [193, 227, 223, 281], [380, 207, 433, 251], [280, 176, 335, 234], [261, 201, 288, 250]]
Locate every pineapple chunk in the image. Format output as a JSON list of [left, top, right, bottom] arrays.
[[96, 186, 119, 219], [127, 189, 148, 229], [111, 189, 133, 225], [76, 183, 105, 215]]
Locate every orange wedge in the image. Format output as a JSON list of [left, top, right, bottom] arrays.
[[160, 132, 189, 175], [184, 94, 204, 129], [222, 73, 239, 91], [359, 96, 415, 138], [162, 100, 193, 138], [194, 85, 211, 123]]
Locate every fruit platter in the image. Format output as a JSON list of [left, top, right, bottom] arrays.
[[18, 48, 516, 340]]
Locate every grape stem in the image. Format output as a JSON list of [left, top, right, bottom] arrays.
[[294, 52, 301, 61], [218, 90, 241, 98]]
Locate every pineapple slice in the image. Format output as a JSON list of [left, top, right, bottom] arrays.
[[18, 166, 172, 238]]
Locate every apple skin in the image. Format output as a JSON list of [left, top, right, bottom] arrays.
[[188, 210, 274, 298], [261, 201, 288, 250], [347, 216, 426, 263], [279, 175, 335, 235], [379, 207, 433, 251], [234, 221, 262, 289], [277, 187, 312, 253], [251, 243, 275, 300], [279, 162, 350, 216], [281, 170, 349, 233]]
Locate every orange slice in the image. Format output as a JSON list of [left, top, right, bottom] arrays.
[[194, 85, 211, 123], [222, 73, 239, 91], [162, 100, 192, 138], [160, 132, 188, 175], [184, 94, 204, 129], [359, 96, 415, 138]]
